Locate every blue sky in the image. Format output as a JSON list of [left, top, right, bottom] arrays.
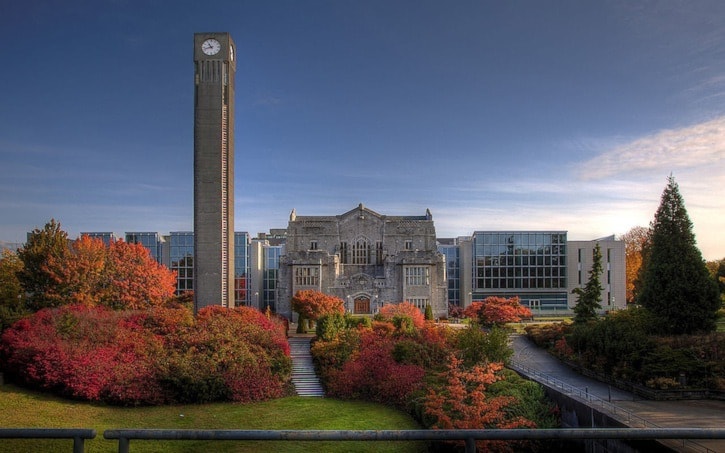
[[1, 1, 723, 259]]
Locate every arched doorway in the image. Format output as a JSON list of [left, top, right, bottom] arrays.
[[354, 296, 371, 314]]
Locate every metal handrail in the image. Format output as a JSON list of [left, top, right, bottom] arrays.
[[0, 428, 96, 453], [508, 359, 717, 453], [103, 428, 725, 453]]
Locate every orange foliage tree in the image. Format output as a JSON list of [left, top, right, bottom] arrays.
[[377, 301, 426, 329], [291, 290, 345, 321], [424, 355, 536, 450], [463, 296, 532, 327], [44, 236, 176, 310], [621, 226, 649, 304], [103, 240, 176, 309]]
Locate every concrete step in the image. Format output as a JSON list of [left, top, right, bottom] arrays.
[[288, 336, 325, 397]]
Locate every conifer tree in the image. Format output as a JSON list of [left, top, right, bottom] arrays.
[[424, 303, 434, 321], [637, 176, 720, 334], [572, 242, 603, 324]]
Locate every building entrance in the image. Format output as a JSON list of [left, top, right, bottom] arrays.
[[354, 297, 371, 314]]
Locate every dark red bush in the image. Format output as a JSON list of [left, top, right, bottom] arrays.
[[0, 304, 292, 405], [326, 330, 425, 407]]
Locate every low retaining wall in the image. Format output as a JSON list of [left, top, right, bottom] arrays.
[[540, 383, 675, 453], [561, 360, 725, 401]]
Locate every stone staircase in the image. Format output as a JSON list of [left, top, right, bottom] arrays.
[[289, 336, 325, 397]]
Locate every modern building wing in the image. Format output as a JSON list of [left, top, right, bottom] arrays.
[[168, 231, 194, 295], [125, 232, 164, 264], [568, 235, 626, 312], [439, 231, 626, 314]]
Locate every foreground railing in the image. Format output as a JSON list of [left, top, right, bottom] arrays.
[[0, 428, 96, 453], [104, 428, 725, 453]]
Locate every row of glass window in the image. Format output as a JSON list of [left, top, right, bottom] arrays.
[[404, 266, 430, 286], [478, 266, 567, 277], [407, 298, 429, 311], [339, 241, 385, 265], [478, 255, 566, 266], [294, 266, 320, 286], [476, 245, 567, 256], [475, 232, 566, 246], [476, 278, 567, 289]]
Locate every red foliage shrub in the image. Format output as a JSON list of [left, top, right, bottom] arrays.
[[0, 304, 292, 405], [378, 302, 425, 329], [326, 330, 425, 407], [553, 338, 574, 358], [371, 320, 396, 336], [463, 297, 532, 326]]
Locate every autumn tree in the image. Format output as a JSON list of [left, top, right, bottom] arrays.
[[572, 242, 603, 324], [463, 296, 532, 327], [423, 355, 535, 451], [291, 290, 344, 333], [0, 250, 28, 330], [637, 176, 720, 334], [44, 234, 107, 306], [16, 219, 69, 310], [622, 226, 650, 304], [102, 240, 177, 309], [18, 223, 176, 312]]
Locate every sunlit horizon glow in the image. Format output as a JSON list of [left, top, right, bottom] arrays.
[[0, 2, 723, 260]]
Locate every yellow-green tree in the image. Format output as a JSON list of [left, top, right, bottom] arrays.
[[16, 219, 69, 310], [0, 250, 28, 330]]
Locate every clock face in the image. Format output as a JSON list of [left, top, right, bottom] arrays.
[[201, 38, 221, 56]]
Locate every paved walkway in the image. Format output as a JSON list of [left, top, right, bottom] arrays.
[[288, 336, 325, 397], [511, 334, 725, 452]]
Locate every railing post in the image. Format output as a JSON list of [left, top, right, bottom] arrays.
[[464, 436, 477, 453], [119, 436, 130, 453], [72, 436, 84, 453]]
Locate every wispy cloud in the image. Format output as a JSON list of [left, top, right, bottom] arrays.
[[574, 116, 725, 180]]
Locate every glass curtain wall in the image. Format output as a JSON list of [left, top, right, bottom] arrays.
[[472, 232, 568, 310]]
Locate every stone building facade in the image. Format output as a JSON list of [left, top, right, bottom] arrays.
[[276, 204, 448, 320]]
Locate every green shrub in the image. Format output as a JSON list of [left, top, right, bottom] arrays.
[[488, 368, 560, 428], [392, 315, 415, 334], [316, 313, 346, 341], [424, 304, 433, 321], [645, 376, 680, 390], [455, 326, 512, 367], [310, 329, 361, 384], [345, 314, 372, 330]]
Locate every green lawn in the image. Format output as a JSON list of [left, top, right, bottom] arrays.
[[0, 384, 426, 452]]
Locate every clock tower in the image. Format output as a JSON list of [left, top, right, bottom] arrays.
[[193, 32, 236, 311]]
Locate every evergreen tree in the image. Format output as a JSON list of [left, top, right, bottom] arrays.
[[572, 242, 603, 324], [637, 176, 720, 334], [424, 303, 434, 321], [16, 219, 69, 310]]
